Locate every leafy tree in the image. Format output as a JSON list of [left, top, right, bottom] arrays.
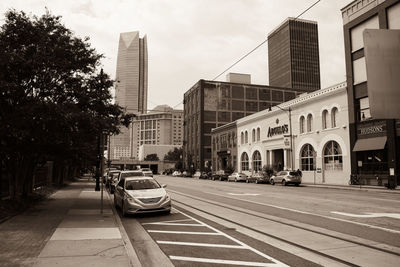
[[164, 147, 183, 161], [144, 154, 159, 161], [0, 10, 132, 199]]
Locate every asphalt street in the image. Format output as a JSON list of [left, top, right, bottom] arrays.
[[125, 175, 400, 267]]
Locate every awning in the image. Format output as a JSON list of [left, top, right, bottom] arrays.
[[353, 136, 387, 152]]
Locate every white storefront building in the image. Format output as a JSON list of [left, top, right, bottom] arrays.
[[237, 82, 351, 185]]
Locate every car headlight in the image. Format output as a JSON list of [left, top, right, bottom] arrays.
[[165, 194, 171, 201]]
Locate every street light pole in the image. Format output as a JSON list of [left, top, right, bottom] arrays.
[[270, 105, 294, 170]]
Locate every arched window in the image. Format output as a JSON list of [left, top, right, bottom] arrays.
[[331, 107, 338, 128], [241, 132, 244, 145], [323, 141, 343, 171], [241, 152, 249, 171], [307, 114, 313, 132], [322, 110, 328, 130], [299, 116, 305, 134], [245, 131, 248, 143], [252, 151, 262, 172], [252, 129, 256, 142], [300, 144, 316, 171], [257, 128, 260, 141]]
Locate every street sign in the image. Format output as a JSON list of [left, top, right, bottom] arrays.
[[363, 29, 400, 119]]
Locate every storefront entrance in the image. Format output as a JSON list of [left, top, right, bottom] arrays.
[[272, 149, 284, 171]]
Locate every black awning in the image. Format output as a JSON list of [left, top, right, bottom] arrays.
[[353, 136, 387, 152]]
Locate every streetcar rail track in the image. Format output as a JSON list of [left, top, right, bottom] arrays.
[[170, 189, 400, 261]]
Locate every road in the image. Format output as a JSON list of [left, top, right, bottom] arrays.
[[118, 175, 400, 266]]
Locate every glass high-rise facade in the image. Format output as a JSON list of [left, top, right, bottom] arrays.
[[111, 31, 148, 159], [268, 18, 320, 91]]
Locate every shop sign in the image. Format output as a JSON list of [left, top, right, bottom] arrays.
[[283, 135, 291, 148], [267, 124, 289, 137], [357, 121, 386, 138]]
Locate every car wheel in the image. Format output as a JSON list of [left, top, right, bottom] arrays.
[[255, 180, 258, 184], [270, 179, 275, 185], [295, 183, 300, 186], [282, 180, 286, 186]]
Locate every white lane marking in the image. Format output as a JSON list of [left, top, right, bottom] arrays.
[[228, 193, 261, 196], [142, 222, 203, 226], [144, 218, 193, 224], [331, 211, 400, 219], [157, 241, 246, 249], [175, 208, 290, 267], [147, 230, 222, 235], [170, 190, 400, 234], [169, 256, 279, 266]]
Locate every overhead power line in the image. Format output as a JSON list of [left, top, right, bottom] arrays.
[[211, 0, 322, 81], [172, 0, 322, 109]]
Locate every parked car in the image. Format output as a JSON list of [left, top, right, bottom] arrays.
[[192, 171, 201, 179], [172, 171, 182, 177], [140, 168, 153, 177], [228, 172, 248, 182], [106, 170, 121, 188], [270, 170, 301, 186], [182, 171, 192, 178], [247, 172, 270, 184], [212, 170, 231, 181], [199, 172, 211, 179], [110, 170, 144, 193], [114, 176, 171, 216]]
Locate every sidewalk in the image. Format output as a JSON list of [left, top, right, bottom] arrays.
[[302, 182, 400, 193], [0, 178, 142, 267]]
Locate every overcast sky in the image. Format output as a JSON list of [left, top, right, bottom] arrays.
[[1, 0, 351, 110]]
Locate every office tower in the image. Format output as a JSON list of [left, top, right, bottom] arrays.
[[111, 31, 148, 159], [268, 17, 320, 91], [341, 0, 400, 186]]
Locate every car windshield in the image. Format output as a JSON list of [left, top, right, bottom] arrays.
[[121, 172, 144, 178], [289, 171, 297, 176], [125, 179, 161, 190]]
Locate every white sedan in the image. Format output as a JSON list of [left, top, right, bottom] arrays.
[[228, 172, 248, 182], [114, 177, 171, 216]]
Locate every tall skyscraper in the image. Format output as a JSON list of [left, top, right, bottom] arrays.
[[268, 17, 320, 91], [111, 31, 148, 159]]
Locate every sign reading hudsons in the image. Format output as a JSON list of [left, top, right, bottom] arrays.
[[267, 124, 289, 137]]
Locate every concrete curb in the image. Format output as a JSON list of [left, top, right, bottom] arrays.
[[302, 183, 400, 193], [106, 192, 142, 267]]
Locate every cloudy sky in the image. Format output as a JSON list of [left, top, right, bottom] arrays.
[[0, 0, 351, 110]]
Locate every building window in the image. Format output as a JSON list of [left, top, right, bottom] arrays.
[[245, 131, 248, 143], [353, 57, 367, 85], [252, 151, 262, 172], [307, 114, 313, 132], [331, 107, 338, 128], [299, 116, 305, 134], [322, 110, 328, 130], [252, 129, 256, 142], [241, 152, 249, 171], [350, 15, 379, 52], [323, 141, 343, 171], [241, 132, 244, 145], [388, 2, 400, 29], [359, 97, 371, 121], [257, 128, 260, 141], [300, 144, 315, 171]]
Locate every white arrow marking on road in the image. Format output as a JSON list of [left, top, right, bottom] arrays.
[[331, 211, 400, 219], [227, 193, 260, 196]]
